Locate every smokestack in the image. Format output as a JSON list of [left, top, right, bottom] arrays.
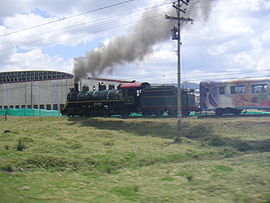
[[73, 0, 214, 80], [74, 83, 79, 92]]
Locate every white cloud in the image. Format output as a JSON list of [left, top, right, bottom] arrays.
[[2, 49, 72, 73], [1, 0, 270, 83], [257, 56, 270, 71]]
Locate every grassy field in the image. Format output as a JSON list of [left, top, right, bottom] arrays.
[[0, 116, 270, 203]]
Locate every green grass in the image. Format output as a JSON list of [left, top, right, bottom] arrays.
[[0, 116, 270, 202]]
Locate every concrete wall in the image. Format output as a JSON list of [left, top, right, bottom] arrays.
[[0, 78, 74, 110]]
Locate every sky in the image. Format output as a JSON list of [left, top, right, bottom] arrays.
[[0, 0, 270, 84]]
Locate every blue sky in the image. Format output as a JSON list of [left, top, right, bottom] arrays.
[[0, 0, 270, 84]]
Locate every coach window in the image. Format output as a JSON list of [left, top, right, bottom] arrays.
[[4, 106, 8, 109], [21, 105, 25, 109], [252, 84, 267, 94], [33, 105, 38, 109], [9, 105, 14, 108], [46, 104, 51, 110], [27, 105, 32, 109], [219, 86, 225, 95], [231, 86, 245, 94], [15, 105, 20, 109], [0, 106, 2, 109], [40, 105, 45, 109]]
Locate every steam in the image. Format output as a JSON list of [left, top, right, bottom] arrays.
[[73, 0, 214, 81]]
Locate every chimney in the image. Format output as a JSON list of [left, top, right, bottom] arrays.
[[74, 83, 79, 92]]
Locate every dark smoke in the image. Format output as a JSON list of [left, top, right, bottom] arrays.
[[73, 0, 214, 81]]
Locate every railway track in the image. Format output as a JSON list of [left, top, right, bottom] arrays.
[[197, 114, 270, 118]]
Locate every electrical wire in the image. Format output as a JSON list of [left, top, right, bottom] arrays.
[[0, 0, 267, 51], [0, 0, 269, 82], [0, 3, 171, 56], [0, 0, 135, 37]]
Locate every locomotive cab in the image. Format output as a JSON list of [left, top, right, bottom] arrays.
[[118, 82, 151, 113]]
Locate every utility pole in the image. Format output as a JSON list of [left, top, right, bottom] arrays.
[[165, 0, 193, 142]]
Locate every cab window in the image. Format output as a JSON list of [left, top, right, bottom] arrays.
[[123, 89, 135, 96]]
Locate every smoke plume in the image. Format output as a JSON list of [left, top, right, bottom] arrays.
[[73, 0, 214, 81]]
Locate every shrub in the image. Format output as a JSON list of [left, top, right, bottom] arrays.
[[16, 139, 26, 151], [23, 155, 82, 171], [183, 123, 213, 139], [16, 137, 34, 151], [70, 142, 82, 149], [1, 164, 15, 172]]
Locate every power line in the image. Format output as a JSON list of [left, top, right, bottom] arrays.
[[111, 68, 270, 81], [0, 0, 269, 80], [0, 0, 266, 56], [0, 0, 266, 46], [0, 0, 135, 37], [0, 4, 171, 55]]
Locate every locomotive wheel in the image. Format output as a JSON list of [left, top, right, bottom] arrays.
[[142, 110, 154, 116], [155, 111, 164, 117], [120, 110, 130, 117], [182, 111, 190, 117], [167, 110, 177, 117]]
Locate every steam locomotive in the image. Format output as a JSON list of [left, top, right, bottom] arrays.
[[61, 82, 196, 117]]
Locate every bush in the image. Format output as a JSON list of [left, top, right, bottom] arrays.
[[1, 164, 15, 172], [16, 137, 34, 151], [16, 140, 26, 151], [23, 155, 82, 171], [183, 123, 213, 139]]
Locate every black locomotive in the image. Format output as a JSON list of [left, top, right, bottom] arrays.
[[61, 82, 196, 117]]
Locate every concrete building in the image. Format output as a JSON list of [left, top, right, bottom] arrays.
[[0, 71, 74, 110], [0, 70, 130, 110]]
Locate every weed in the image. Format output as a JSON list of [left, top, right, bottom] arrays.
[[175, 170, 194, 181], [18, 137, 33, 143], [183, 123, 213, 139], [15, 137, 34, 151], [0, 164, 15, 172], [213, 165, 234, 172], [70, 141, 82, 149], [16, 139, 26, 151], [111, 185, 140, 201], [207, 137, 227, 146], [186, 174, 194, 181], [103, 141, 114, 146], [84, 155, 120, 173], [221, 148, 236, 158], [23, 155, 82, 171], [235, 142, 253, 152], [161, 176, 175, 181], [264, 194, 270, 203]]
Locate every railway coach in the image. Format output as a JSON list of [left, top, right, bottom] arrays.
[[200, 79, 270, 115]]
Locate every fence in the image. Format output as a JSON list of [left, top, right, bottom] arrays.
[[0, 108, 61, 117]]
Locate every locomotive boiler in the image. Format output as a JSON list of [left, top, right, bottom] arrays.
[[61, 81, 196, 117]]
